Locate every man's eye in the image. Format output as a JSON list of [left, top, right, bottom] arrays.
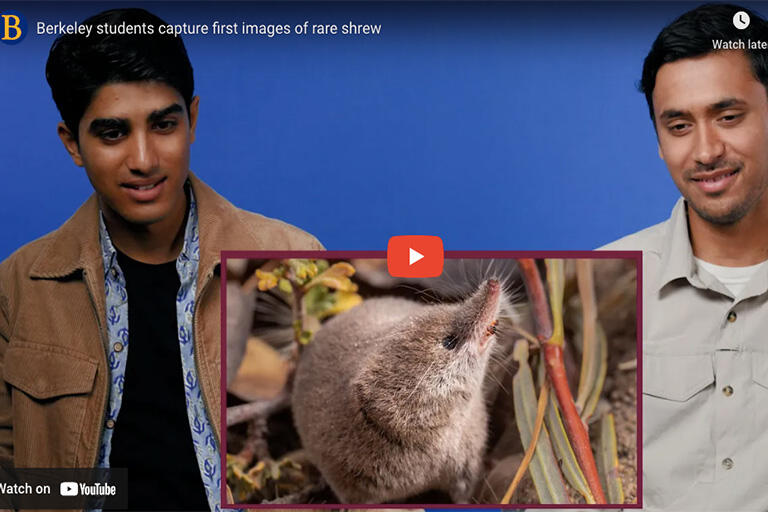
[[99, 129, 125, 141], [669, 123, 689, 133], [154, 120, 177, 132], [720, 113, 743, 123]]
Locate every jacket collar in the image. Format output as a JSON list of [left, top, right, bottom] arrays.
[[29, 173, 256, 282]]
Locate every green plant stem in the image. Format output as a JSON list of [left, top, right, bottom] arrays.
[[576, 259, 598, 413], [503, 377, 550, 504]]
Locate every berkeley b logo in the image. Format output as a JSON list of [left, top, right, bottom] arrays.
[[1, 11, 26, 44]]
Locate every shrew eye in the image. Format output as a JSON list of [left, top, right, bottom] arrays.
[[442, 335, 459, 350]]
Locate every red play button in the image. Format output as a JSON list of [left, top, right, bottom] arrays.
[[387, 236, 444, 278]]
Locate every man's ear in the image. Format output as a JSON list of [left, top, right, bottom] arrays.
[[658, 143, 664, 160], [57, 122, 84, 167], [188, 96, 199, 144]]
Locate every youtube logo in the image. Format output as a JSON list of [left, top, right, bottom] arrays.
[[60, 482, 78, 496], [387, 236, 444, 278]]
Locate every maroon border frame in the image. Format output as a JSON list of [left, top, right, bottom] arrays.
[[220, 250, 643, 510]]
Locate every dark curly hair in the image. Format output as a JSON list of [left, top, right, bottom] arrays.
[[641, 3, 768, 121], [45, 8, 194, 142]]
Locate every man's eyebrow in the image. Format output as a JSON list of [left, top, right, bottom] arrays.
[[88, 118, 129, 135], [659, 109, 687, 121], [148, 103, 184, 123], [658, 98, 747, 122], [710, 98, 746, 110]]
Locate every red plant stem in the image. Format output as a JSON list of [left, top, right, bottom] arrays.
[[518, 258, 607, 504], [544, 343, 606, 503], [518, 260, 552, 342]]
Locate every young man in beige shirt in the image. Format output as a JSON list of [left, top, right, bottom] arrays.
[[602, 3, 768, 511]]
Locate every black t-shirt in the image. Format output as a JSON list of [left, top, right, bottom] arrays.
[[110, 249, 209, 511]]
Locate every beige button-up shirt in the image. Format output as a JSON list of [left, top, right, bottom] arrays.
[[601, 197, 768, 511]]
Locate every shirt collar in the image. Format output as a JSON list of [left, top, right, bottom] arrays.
[[658, 197, 699, 291], [98, 211, 119, 282], [657, 197, 768, 298], [178, 185, 200, 264], [98, 184, 199, 276]]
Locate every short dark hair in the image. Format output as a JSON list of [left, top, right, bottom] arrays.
[[640, 3, 768, 121], [45, 8, 194, 142]]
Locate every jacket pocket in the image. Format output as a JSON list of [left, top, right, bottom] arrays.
[[4, 340, 98, 466], [642, 349, 715, 509]]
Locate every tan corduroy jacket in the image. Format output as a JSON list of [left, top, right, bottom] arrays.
[[0, 173, 323, 471]]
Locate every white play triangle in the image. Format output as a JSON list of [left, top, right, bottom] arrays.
[[409, 248, 424, 265]]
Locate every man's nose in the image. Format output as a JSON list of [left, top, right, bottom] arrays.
[[125, 131, 159, 174], [694, 123, 726, 166]]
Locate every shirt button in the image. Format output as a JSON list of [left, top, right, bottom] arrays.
[[113, 342, 124, 353], [105, 419, 116, 429], [110, 267, 118, 279], [727, 311, 737, 323], [722, 457, 734, 470], [723, 385, 734, 397]]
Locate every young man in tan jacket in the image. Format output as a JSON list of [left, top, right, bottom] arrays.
[[0, 8, 321, 511]]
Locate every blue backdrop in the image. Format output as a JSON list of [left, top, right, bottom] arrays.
[[0, 1, 737, 258]]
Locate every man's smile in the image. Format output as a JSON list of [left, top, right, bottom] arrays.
[[120, 176, 167, 201], [689, 167, 740, 194]]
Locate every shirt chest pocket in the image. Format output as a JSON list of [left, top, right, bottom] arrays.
[[751, 352, 768, 434], [643, 351, 715, 509], [753, 352, 768, 391], [4, 340, 99, 467]]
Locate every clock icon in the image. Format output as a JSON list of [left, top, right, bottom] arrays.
[[734, 11, 750, 30]]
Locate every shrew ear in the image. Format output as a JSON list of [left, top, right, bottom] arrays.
[[57, 122, 84, 167], [352, 356, 444, 436], [352, 359, 403, 439]]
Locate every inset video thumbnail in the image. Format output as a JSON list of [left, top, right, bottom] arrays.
[[223, 253, 639, 507]]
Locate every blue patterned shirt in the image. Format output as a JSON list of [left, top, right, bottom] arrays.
[[97, 188, 222, 512]]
